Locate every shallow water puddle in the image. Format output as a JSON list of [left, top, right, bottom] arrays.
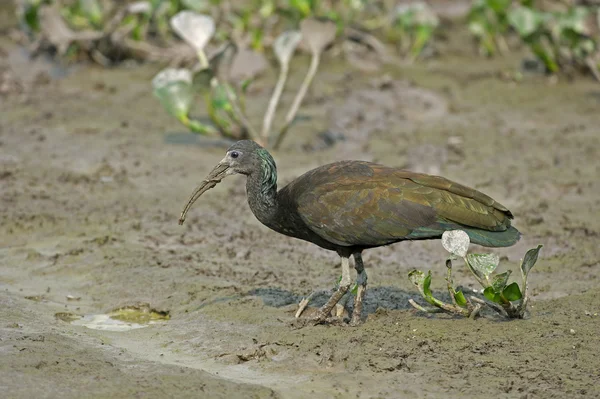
[[57, 305, 170, 332]]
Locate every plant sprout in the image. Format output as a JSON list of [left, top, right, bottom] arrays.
[[152, 68, 217, 135], [273, 18, 337, 150], [261, 30, 302, 146], [409, 230, 543, 319]]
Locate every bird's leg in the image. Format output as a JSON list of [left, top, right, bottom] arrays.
[[312, 256, 352, 323], [350, 252, 368, 326]]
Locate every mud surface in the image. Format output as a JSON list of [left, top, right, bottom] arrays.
[[2, 14, 600, 399]]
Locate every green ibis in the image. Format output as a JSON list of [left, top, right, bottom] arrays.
[[178, 140, 520, 325]]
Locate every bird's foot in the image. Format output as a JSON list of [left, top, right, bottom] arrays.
[[349, 277, 367, 327], [288, 303, 348, 329]]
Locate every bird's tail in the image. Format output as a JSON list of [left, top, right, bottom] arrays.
[[460, 225, 521, 248], [406, 223, 521, 248]]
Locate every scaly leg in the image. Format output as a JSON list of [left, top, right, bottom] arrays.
[[312, 256, 352, 324], [350, 252, 368, 326]]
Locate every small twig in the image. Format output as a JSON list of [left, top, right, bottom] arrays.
[[470, 296, 507, 317], [409, 299, 443, 313], [469, 303, 483, 320], [295, 292, 314, 318]]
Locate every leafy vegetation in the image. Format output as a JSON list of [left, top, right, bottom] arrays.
[[13, 1, 600, 146], [467, 0, 600, 80], [409, 230, 543, 319]]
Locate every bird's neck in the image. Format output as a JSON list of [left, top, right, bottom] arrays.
[[246, 150, 279, 225]]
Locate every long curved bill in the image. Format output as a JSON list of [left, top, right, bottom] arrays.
[[178, 162, 230, 225]]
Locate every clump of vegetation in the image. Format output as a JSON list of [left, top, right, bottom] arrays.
[[467, 0, 512, 56], [389, 1, 439, 62], [508, 3, 600, 80], [409, 230, 542, 319], [467, 0, 600, 80], [152, 11, 337, 147]]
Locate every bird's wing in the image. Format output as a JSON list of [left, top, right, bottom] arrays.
[[285, 161, 512, 247]]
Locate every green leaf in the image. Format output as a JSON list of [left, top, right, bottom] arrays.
[[508, 6, 542, 38], [502, 282, 522, 301], [408, 269, 434, 301], [491, 270, 512, 292], [192, 68, 214, 92], [350, 283, 358, 296], [466, 253, 500, 278], [483, 286, 501, 303], [423, 271, 432, 297], [152, 68, 194, 119], [521, 245, 542, 279], [454, 290, 467, 307], [486, 0, 511, 14]]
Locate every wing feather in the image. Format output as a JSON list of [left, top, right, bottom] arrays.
[[280, 161, 513, 247]]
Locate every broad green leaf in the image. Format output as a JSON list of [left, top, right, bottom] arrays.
[[409, 270, 435, 305], [508, 6, 542, 38], [521, 245, 543, 279], [441, 230, 470, 258], [350, 283, 358, 295], [556, 6, 589, 35], [503, 282, 522, 301], [152, 68, 194, 120], [170, 11, 215, 52], [483, 286, 501, 303], [491, 270, 512, 292], [423, 271, 432, 297], [466, 253, 500, 278], [454, 290, 467, 307]]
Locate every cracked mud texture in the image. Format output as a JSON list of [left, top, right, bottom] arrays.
[[1, 12, 600, 399]]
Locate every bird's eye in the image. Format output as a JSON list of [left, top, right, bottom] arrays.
[[230, 151, 239, 159]]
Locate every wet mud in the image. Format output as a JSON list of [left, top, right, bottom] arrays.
[[1, 12, 600, 398]]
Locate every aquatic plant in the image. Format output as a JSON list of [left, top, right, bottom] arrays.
[[409, 230, 542, 319], [507, 3, 600, 80], [389, 2, 439, 62], [467, 0, 512, 56], [273, 17, 337, 149]]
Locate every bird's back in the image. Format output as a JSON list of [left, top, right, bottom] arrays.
[[278, 161, 520, 249]]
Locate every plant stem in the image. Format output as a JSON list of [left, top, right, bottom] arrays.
[[222, 84, 259, 141], [197, 49, 209, 69], [445, 259, 458, 307], [273, 51, 321, 150], [261, 63, 289, 146], [408, 299, 443, 313]]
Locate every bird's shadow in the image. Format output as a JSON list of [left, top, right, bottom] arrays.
[[193, 286, 452, 317]]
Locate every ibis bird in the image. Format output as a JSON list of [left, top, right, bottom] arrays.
[[178, 140, 520, 325]]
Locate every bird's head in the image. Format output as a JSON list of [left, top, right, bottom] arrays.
[[178, 140, 275, 225]]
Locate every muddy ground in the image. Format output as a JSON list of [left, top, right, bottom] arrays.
[[1, 8, 600, 399]]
